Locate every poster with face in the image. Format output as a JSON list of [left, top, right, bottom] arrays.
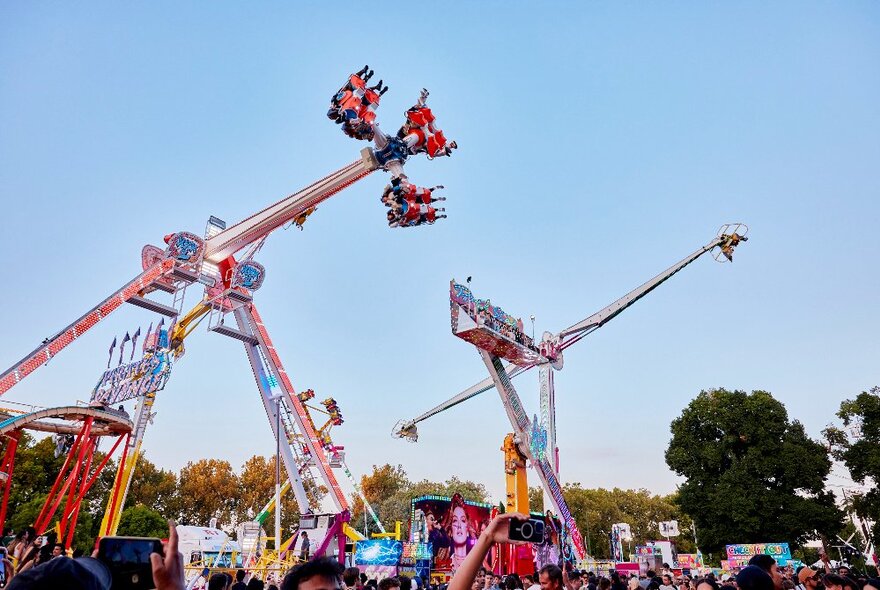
[[410, 493, 494, 572]]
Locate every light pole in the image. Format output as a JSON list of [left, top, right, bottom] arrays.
[[270, 393, 285, 553]]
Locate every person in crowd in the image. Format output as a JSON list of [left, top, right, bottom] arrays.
[[863, 578, 880, 590], [232, 569, 248, 590], [344, 567, 360, 590], [795, 567, 819, 590], [660, 575, 676, 590], [248, 579, 266, 590], [50, 543, 65, 558], [748, 555, 783, 590], [299, 531, 311, 562], [736, 565, 774, 590], [524, 575, 540, 590], [641, 572, 657, 590], [380, 578, 402, 590], [539, 564, 564, 590], [610, 572, 625, 590], [696, 579, 718, 590], [566, 571, 583, 590], [505, 574, 524, 590], [401, 576, 413, 590], [821, 574, 845, 590], [630, 577, 642, 590], [210, 572, 232, 590], [281, 559, 345, 590]]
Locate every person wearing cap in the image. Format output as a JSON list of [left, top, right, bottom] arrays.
[[795, 567, 820, 590]]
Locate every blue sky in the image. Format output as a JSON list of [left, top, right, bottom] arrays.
[[1, 2, 878, 506]]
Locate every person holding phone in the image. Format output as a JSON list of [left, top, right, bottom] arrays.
[[446, 512, 529, 590]]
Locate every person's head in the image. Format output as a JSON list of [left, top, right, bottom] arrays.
[[379, 578, 402, 590], [505, 574, 523, 590], [282, 558, 344, 590], [238, 570, 248, 583], [209, 572, 232, 590], [822, 574, 846, 590], [697, 579, 719, 590], [736, 566, 774, 590], [663, 576, 673, 587], [540, 565, 564, 590], [248, 579, 266, 590], [344, 568, 361, 588], [494, 577, 503, 585], [401, 576, 413, 590], [647, 572, 657, 581], [797, 568, 820, 590], [599, 580, 611, 590], [836, 567, 850, 578], [302, 531, 309, 538], [523, 576, 534, 587], [748, 556, 782, 590], [863, 579, 880, 590], [52, 543, 65, 557]]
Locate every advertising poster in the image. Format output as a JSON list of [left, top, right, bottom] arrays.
[[725, 543, 792, 567], [410, 493, 494, 573]]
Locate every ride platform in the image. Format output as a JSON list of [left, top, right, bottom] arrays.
[[449, 281, 552, 367]]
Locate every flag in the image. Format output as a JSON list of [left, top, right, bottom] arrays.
[[129, 327, 141, 361], [107, 336, 117, 368], [118, 332, 131, 366], [142, 322, 153, 353]]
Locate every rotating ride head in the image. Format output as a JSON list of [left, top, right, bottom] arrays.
[[328, 67, 456, 229], [392, 419, 418, 442], [713, 223, 749, 263]]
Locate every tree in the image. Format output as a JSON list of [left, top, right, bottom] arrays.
[[528, 486, 545, 513], [824, 386, 880, 549], [117, 505, 170, 537], [666, 388, 843, 554], [124, 453, 178, 516], [562, 485, 696, 558], [236, 455, 300, 543], [176, 459, 240, 527]]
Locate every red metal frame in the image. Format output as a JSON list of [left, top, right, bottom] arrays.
[[0, 432, 21, 531], [30, 418, 129, 544]]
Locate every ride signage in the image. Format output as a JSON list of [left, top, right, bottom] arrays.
[[91, 353, 171, 405], [725, 543, 792, 566]]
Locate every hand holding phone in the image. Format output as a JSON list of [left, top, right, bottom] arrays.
[[97, 536, 164, 590]]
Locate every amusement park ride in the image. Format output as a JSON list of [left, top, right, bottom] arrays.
[[393, 225, 749, 562], [0, 66, 456, 561]]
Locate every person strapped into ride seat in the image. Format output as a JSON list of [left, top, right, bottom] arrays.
[[328, 65, 388, 141], [396, 89, 457, 158]]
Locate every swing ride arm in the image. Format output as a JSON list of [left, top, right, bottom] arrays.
[[393, 225, 748, 440]]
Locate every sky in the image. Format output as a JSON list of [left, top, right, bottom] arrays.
[[1, 2, 878, 508]]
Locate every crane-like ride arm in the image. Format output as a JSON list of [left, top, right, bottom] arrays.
[[393, 224, 748, 441]]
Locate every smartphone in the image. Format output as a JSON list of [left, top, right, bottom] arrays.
[[97, 536, 163, 590], [508, 517, 545, 543]]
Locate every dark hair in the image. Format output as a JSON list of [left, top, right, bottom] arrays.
[[209, 573, 231, 590], [53, 543, 65, 552], [249, 579, 266, 590], [524, 576, 534, 585], [344, 567, 361, 587], [238, 570, 247, 582], [380, 578, 402, 590], [282, 558, 344, 590], [505, 574, 523, 590], [736, 566, 774, 590], [864, 579, 880, 590], [823, 575, 846, 588], [647, 572, 656, 579], [696, 579, 719, 590], [748, 555, 777, 573], [401, 576, 413, 590], [540, 565, 564, 588]]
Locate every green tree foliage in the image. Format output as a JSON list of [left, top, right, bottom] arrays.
[[666, 388, 843, 553], [176, 459, 240, 527], [117, 505, 169, 538], [349, 464, 489, 536], [124, 453, 178, 517], [562, 485, 696, 558], [824, 386, 880, 548]]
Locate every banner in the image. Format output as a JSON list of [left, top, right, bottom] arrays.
[[725, 543, 792, 566], [677, 554, 699, 569], [410, 494, 493, 573]]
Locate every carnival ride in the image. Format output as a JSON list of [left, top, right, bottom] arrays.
[[0, 66, 457, 566], [393, 225, 750, 563]]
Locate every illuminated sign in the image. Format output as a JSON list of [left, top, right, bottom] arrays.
[[725, 543, 791, 559], [91, 352, 171, 405], [355, 540, 403, 566]]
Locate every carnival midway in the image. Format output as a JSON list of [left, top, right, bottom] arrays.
[[1, 9, 879, 590]]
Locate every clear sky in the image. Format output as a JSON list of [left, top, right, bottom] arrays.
[[1, 2, 878, 506]]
